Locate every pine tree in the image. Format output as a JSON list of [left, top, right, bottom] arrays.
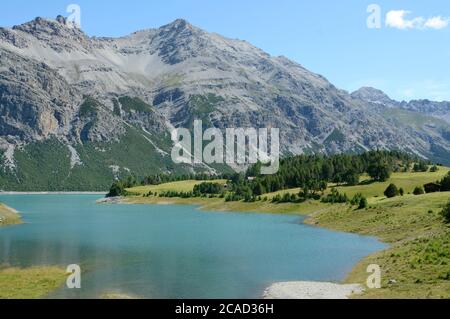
[[384, 184, 399, 198], [440, 173, 450, 191]]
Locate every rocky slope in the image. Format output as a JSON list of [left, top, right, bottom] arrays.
[[352, 87, 450, 123], [351, 87, 450, 164], [0, 16, 449, 190]]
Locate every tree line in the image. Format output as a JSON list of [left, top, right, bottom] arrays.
[[107, 151, 427, 200], [226, 150, 419, 201]]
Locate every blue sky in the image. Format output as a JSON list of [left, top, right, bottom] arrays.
[[1, 0, 450, 101]]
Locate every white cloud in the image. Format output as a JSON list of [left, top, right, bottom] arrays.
[[424, 16, 450, 29], [386, 10, 423, 29], [386, 10, 449, 30]]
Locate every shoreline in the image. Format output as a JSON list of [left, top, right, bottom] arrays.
[[0, 203, 23, 226], [0, 266, 66, 299], [263, 281, 364, 299], [117, 196, 383, 299], [120, 195, 328, 216]]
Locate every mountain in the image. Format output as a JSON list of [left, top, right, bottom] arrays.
[[352, 87, 450, 123], [351, 87, 450, 165], [0, 16, 449, 190], [351, 87, 396, 107]]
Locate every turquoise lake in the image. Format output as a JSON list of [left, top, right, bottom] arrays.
[[0, 195, 386, 298]]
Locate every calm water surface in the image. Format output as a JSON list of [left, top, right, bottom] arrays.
[[0, 195, 385, 298]]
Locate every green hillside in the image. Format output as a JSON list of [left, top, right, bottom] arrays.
[[0, 127, 183, 191]]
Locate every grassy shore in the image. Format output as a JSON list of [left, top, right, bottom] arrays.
[[0, 266, 67, 299], [0, 203, 22, 226], [124, 195, 329, 215], [125, 169, 450, 299], [0, 204, 66, 299], [305, 192, 450, 298]]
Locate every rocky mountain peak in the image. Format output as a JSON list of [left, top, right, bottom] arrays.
[[10, 16, 90, 52], [351, 87, 395, 106], [163, 19, 195, 30], [13, 16, 81, 34], [55, 15, 67, 25], [151, 19, 208, 64], [156, 18, 202, 39]]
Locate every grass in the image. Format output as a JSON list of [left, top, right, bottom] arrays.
[[0, 266, 67, 299], [333, 167, 450, 199], [305, 191, 450, 298], [0, 207, 66, 299], [306, 192, 449, 241], [125, 168, 450, 298], [345, 232, 450, 298], [126, 179, 328, 215], [0, 203, 22, 226], [127, 180, 227, 195], [125, 195, 327, 215]]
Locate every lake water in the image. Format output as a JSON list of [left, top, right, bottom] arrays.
[[0, 195, 385, 299]]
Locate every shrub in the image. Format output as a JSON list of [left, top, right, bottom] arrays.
[[107, 181, 126, 197], [358, 197, 368, 210], [440, 172, 450, 191], [399, 188, 404, 196], [271, 195, 282, 203], [282, 193, 292, 203], [321, 189, 348, 204], [413, 186, 425, 195], [350, 193, 368, 209], [350, 193, 363, 205], [430, 165, 439, 172], [384, 184, 399, 198], [413, 162, 428, 172], [441, 201, 450, 223]]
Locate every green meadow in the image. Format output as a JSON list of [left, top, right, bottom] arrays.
[[0, 266, 66, 299], [333, 167, 450, 199], [127, 180, 228, 195]]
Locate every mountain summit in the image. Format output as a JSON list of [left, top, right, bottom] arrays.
[[0, 17, 449, 190]]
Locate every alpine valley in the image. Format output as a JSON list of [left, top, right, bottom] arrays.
[[1, 16, 449, 191]]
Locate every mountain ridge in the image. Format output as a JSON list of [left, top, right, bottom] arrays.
[[0, 17, 449, 190], [352, 86, 450, 123]]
